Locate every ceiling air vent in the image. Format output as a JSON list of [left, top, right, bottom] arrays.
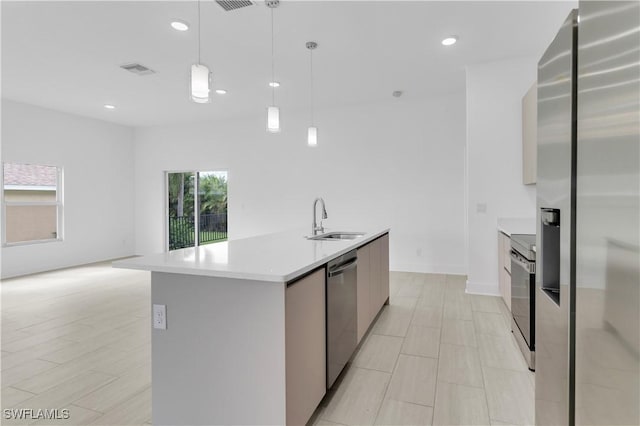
[[120, 63, 155, 76], [215, 0, 255, 12]]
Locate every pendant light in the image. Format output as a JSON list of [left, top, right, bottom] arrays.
[[190, 0, 211, 103], [266, 0, 280, 132], [306, 41, 318, 146]]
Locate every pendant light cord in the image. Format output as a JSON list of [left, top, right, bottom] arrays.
[[197, 0, 202, 63], [271, 7, 275, 106], [310, 48, 314, 125]]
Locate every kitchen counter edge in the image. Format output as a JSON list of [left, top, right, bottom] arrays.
[[113, 228, 390, 283]]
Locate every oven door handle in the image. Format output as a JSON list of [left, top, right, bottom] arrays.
[[510, 251, 535, 274]]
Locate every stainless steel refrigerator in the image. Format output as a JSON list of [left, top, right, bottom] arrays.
[[535, 2, 639, 425]]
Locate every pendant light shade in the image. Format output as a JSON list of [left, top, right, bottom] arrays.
[[266, 0, 280, 133], [190, 63, 211, 103], [267, 106, 280, 133], [189, 0, 211, 104], [307, 126, 318, 147]]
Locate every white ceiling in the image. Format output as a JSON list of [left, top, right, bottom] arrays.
[[2, 1, 575, 127]]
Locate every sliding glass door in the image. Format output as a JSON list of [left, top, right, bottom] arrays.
[[166, 171, 227, 251]]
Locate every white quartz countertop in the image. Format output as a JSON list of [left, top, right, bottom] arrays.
[[113, 227, 390, 283], [497, 217, 536, 237]]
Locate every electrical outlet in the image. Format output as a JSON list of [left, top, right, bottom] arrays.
[[476, 203, 487, 213], [153, 304, 167, 330]]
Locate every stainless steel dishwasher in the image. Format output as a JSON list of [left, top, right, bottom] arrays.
[[326, 249, 358, 389]]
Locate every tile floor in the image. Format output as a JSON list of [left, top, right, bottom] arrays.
[[1, 263, 151, 425], [313, 272, 535, 426], [1, 264, 535, 426]]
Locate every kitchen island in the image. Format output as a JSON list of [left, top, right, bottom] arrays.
[[114, 227, 390, 426]]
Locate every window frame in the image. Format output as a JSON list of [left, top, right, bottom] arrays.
[[1, 162, 64, 247]]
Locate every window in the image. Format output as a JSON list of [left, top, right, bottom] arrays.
[[2, 163, 63, 245], [166, 171, 227, 251]]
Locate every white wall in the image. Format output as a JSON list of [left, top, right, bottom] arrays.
[[465, 57, 538, 295], [134, 94, 466, 274], [1, 100, 135, 278]]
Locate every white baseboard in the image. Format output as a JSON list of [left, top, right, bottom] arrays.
[[465, 280, 500, 296]]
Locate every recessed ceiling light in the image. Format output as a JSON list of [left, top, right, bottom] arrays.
[[269, 81, 280, 88], [171, 20, 190, 31], [104, 104, 116, 110], [441, 36, 458, 46], [215, 89, 227, 95]]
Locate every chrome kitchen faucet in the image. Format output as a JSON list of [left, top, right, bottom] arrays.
[[312, 197, 328, 235]]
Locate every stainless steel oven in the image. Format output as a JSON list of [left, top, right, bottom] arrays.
[[510, 233, 536, 371]]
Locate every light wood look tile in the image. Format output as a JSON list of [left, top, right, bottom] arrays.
[[374, 399, 433, 425], [321, 367, 390, 426], [14, 315, 87, 336], [354, 334, 404, 373], [441, 319, 477, 347], [89, 387, 151, 425], [473, 311, 511, 337], [0, 339, 77, 371], [432, 381, 490, 426], [411, 307, 443, 329], [470, 295, 503, 314], [437, 343, 484, 388], [372, 309, 412, 338], [444, 275, 467, 288], [313, 418, 347, 426], [1, 324, 94, 353], [420, 274, 447, 285], [388, 296, 418, 311], [3, 265, 534, 426], [1, 329, 32, 345], [2, 359, 59, 388], [385, 355, 437, 407], [477, 333, 529, 372], [1, 264, 150, 426], [1, 387, 35, 407], [444, 286, 470, 301], [395, 281, 424, 298], [496, 297, 511, 321], [11, 347, 131, 394], [417, 286, 445, 308], [92, 345, 150, 376], [13, 371, 118, 412], [401, 326, 440, 359], [443, 299, 473, 321], [490, 420, 514, 426], [73, 366, 150, 413], [483, 367, 535, 425]]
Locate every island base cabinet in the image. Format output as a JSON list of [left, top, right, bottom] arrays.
[[381, 233, 390, 305], [285, 268, 326, 426], [150, 272, 287, 426], [357, 233, 390, 343], [356, 244, 371, 343]]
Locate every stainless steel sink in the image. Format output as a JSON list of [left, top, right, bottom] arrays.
[[308, 232, 365, 241]]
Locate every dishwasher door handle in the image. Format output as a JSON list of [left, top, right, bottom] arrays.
[[328, 259, 357, 277]]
